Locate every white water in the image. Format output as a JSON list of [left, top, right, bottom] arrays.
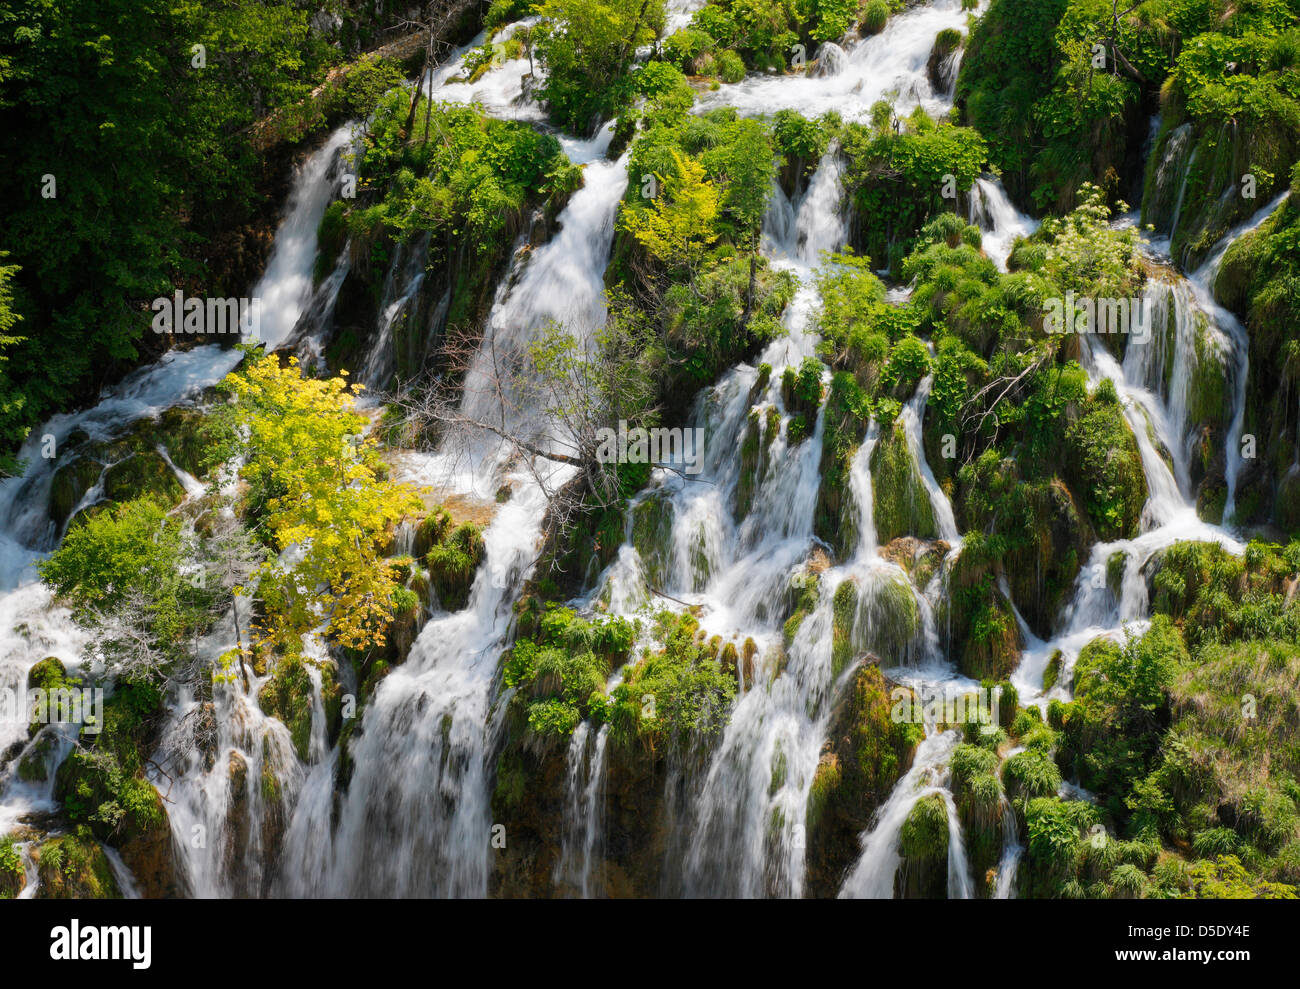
[[969, 176, 1038, 271], [838, 729, 967, 897], [695, 0, 986, 122], [0, 125, 358, 892], [2, 0, 1284, 903]]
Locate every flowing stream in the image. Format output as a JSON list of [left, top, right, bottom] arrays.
[[0, 0, 1288, 900]]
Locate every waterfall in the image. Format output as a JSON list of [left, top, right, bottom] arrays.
[[899, 376, 961, 545], [0, 125, 358, 892], [555, 723, 611, 897], [696, 0, 981, 121], [837, 730, 963, 898], [968, 175, 1038, 271], [5, 0, 1286, 903], [1190, 191, 1291, 523], [993, 797, 1022, 898]]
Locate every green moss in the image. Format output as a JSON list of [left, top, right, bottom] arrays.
[[862, 1, 889, 36], [101, 452, 184, 508], [1063, 389, 1147, 541], [870, 420, 936, 544], [951, 742, 1004, 894], [35, 832, 121, 899], [898, 793, 950, 898], [631, 493, 674, 589], [806, 665, 923, 896], [830, 579, 857, 678], [259, 654, 315, 762], [54, 680, 167, 851], [425, 515, 486, 611], [48, 457, 105, 528]]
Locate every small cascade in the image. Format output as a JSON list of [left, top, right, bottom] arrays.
[[968, 175, 1038, 271], [899, 376, 960, 545], [554, 723, 610, 897], [837, 729, 963, 898], [993, 797, 1022, 898], [847, 421, 881, 560], [811, 42, 848, 78], [459, 128, 629, 450], [358, 232, 433, 390], [695, 0, 979, 121], [1188, 191, 1291, 523]]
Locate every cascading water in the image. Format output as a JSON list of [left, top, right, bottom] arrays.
[[0, 124, 358, 891], [4, 0, 1287, 904]]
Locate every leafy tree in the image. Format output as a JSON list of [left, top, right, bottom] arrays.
[[221, 352, 422, 656]]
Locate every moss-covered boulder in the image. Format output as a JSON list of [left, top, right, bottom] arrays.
[[631, 492, 674, 589], [101, 452, 185, 507], [951, 743, 1004, 896], [259, 654, 316, 762], [942, 538, 1022, 681], [157, 405, 226, 479], [52, 681, 176, 898], [1063, 385, 1147, 541], [813, 373, 869, 558], [48, 457, 105, 528], [1001, 478, 1091, 638], [424, 510, 486, 611], [897, 793, 950, 898], [27, 656, 70, 691], [870, 420, 937, 545], [805, 663, 922, 897], [34, 832, 121, 899]]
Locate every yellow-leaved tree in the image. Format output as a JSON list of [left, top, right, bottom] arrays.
[[620, 149, 720, 277], [221, 352, 422, 658]]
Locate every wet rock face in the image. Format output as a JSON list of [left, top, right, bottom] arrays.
[[805, 663, 921, 898]]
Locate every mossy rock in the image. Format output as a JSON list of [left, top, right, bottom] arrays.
[[897, 793, 950, 898], [870, 420, 936, 545], [48, 457, 105, 528], [27, 656, 70, 692], [427, 518, 486, 611], [950, 742, 1004, 895], [157, 405, 225, 479], [101, 452, 185, 507], [1002, 479, 1091, 639], [630, 492, 674, 589], [259, 654, 315, 762], [18, 733, 56, 782], [813, 374, 869, 558], [34, 833, 121, 899], [1063, 391, 1147, 542], [51, 681, 176, 897], [942, 543, 1022, 681], [805, 663, 922, 897]]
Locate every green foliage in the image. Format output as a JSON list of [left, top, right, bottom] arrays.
[[841, 119, 988, 273], [0, 0, 347, 458], [534, 0, 665, 133], [505, 604, 636, 738], [607, 611, 736, 755]]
